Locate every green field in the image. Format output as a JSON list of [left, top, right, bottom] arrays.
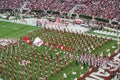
[[0, 20, 39, 39], [0, 21, 118, 80]]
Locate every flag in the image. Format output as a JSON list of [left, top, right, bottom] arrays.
[[23, 36, 32, 44], [44, 42, 48, 46], [50, 44, 54, 49], [61, 46, 64, 50], [63, 46, 66, 51], [33, 37, 43, 47], [56, 45, 60, 49]]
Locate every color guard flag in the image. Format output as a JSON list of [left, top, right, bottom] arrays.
[[23, 36, 32, 45], [33, 37, 43, 47]]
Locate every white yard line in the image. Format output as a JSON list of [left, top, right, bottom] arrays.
[[94, 30, 120, 37], [86, 33, 119, 41], [104, 27, 120, 32]]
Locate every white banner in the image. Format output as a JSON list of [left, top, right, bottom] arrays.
[[33, 37, 43, 47]]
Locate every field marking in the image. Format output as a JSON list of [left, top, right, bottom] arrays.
[[13, 28, 19, 30], [1, 26, 34, 38], [1, 26, 6, 27]]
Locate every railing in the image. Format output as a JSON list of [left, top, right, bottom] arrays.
[[69, 4, 80, 14], [19, 1, 29, 12]]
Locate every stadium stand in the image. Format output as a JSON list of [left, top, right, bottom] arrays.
[[0, 0, 119, 21]]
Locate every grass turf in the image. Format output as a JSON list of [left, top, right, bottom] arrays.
[[0, 20, 39, 39]]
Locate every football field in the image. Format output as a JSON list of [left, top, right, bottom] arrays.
[[0, 20, 39, 39], [0, 20, 119, 80]]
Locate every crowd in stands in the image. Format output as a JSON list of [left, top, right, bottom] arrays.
[[26, 0, 76, 12], [74, 0, 120, 21], [0, 0, 24, 9], [0, 0, 120, 21]]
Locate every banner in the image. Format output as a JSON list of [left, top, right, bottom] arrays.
[[33, 37, 43, 47]]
